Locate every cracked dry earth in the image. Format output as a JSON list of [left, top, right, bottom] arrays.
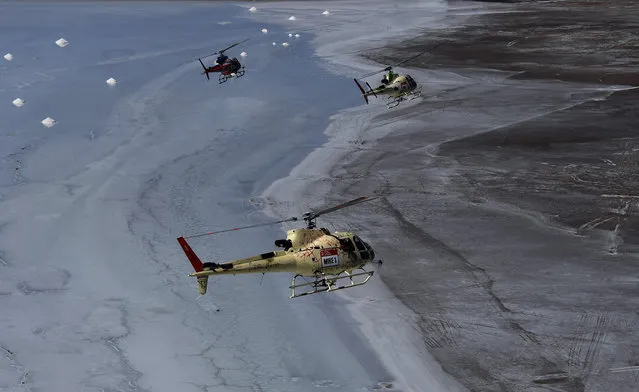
[[1, 297, 269, 392], [0, 164, 287, 392], [1, 297, 149, 392], [297, 1, 639, 391]]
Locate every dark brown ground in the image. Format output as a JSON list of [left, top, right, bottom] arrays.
[[369, 0, 639, 247], [315, 1, 639, 391]]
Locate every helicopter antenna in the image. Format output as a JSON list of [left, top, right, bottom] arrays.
[[358, 41, 448, 79]]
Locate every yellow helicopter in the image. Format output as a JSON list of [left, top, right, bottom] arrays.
[[355, 68, 420, 109], [353, 42, 447, 109], [177, 196, 382, 299]]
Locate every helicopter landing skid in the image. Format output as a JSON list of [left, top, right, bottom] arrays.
[[218, 68, 246, 84], [289, 269, 374, 299], [386, 89, 422, 109], [409, 88, 423, 100]]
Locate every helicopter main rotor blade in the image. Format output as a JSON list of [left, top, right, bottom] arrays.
[[358, 41, 448, 79], [359, 66, 393, 80], [199, 38, 250, 60], [392, 41, 448, 68], [305, 196, 377, 221], [219, 38, 249, 54], [185, 216, 298, 239]]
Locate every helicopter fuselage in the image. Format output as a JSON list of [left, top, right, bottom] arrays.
[[206, 57, 242, 75], [374, 74, 418, 98], [192, 228, 375, 278], [284, 228, 375, 275]]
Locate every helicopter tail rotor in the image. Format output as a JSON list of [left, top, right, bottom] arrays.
[[354, 78, 374, 104], [353, 79, 368, 104], [198, 59, 210, 81]]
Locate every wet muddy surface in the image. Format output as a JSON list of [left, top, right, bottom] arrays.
[[319, 1, 639, 391]]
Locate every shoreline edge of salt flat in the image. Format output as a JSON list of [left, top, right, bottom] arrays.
[[238, 1, 505, 391]]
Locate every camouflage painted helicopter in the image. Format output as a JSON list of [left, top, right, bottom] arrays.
[[177, 196, 382, 299], [198, 39, 249, 83], [354, 42, 447, 109]]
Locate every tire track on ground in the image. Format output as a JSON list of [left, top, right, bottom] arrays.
[[379, 197, 543, 349], [567, 312, 610, 382]]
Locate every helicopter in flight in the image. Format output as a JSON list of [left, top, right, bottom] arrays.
[[353, 42, 447, 109], [177, 196, 382, 299], [198, 39, 249, 84]]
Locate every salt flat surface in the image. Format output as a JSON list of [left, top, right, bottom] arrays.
[[0, 2, 413, 392]]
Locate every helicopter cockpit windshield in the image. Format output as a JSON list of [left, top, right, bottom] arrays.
[[405, 75, 417, 89], [351, 235, 375, 260], [339, 237, 355, 252]]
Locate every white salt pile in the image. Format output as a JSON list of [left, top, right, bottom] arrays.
[[295, 34, 300, 38], [12, 98, 25, 107], [288, 16, 296, 21], [322, 10, 330, 15], [106, 77, 117, 86], [262, 28, 268, 34], [41, 117, 56, 128], [249, 6, 257, 12], [55, 38, 69, 47], [240, 51, 247, 57], [4, 53, 13, 61], [282, 42, 290, 47]]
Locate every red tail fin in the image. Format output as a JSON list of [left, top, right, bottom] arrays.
[[177, 237, 204, 272]]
